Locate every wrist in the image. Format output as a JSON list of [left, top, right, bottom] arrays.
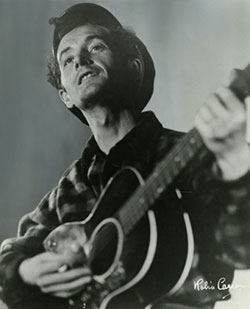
[[215, 144, 250, 180]]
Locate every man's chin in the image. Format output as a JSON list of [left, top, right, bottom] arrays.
[[76, 85, 101, 108], [77, 83, 115, 110], [76, 80, 127, 111], [77, 94, 103, 111]]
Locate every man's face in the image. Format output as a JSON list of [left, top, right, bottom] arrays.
[[57, 24, 122, 111]]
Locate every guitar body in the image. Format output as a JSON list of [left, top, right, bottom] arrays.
[[44, 167, 194, 309]]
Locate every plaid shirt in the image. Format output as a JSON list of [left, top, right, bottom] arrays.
[[0, 112, 250, 309]]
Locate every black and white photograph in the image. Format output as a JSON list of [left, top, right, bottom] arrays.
[[0, 0, 250, 308]]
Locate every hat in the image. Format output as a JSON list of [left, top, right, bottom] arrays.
[[49, 3, 155, 124]]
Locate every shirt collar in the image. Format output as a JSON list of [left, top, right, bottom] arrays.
[[81, 111, 163, 166]]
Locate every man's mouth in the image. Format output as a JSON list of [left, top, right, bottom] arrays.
[[78, 71, 99, 85]]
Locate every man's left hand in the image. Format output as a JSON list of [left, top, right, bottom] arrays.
[[195, 86, 250, 180]]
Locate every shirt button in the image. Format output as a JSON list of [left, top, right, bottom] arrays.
[[227, 204, 237, 214]]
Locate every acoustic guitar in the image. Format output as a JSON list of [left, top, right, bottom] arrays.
[[43, 65, 250, 309]]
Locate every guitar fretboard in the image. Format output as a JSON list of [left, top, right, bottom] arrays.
[[117, 128, 209, 235]]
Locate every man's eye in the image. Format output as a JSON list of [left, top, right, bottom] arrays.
[[90, 44, 105, 53], [64, 57, 73, 67]]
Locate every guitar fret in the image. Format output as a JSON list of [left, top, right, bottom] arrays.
[[174, 156, 180, 163], [157, 161, 175, 184], [156, 186, 164, 194], [120, 189, 147, 233], [121, 210, 136, 234], [159, 170, 172, 188]]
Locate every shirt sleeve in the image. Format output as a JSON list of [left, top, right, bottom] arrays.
[[0, 188, 60, 307], [190, 164, 250, 270], [212, 169, 250, 269], [0, 158, 94, 308]]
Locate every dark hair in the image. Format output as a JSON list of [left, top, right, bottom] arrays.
[[47, 27, 140, 91]]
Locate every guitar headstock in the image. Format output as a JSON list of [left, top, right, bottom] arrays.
[[230, 63, 250, 101]]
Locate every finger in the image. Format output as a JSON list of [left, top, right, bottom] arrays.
[[37, 252, 64, 261], [194, 114, 211, 139], [38, 267, 91, 287], [197, 103, 214, 124], [216, 87, 247, 129], [23, 253, 68, 280], [195, 113, 231, 142], [51, 286, 84, 298], [36, 252, 68, 265], [35, 254, 68, 275], [196, 94, 227, 125], [41, 275, 92, 293], [38, 261, 67, 275], [194, 96, 218, 129], [206, 95, 230, 120], [215, 87, 244, 112]]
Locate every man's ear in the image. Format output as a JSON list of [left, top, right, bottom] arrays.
[[59, 88, 73, 108], [129, 57, 144, 90]]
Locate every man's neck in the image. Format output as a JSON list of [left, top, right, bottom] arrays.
[[82, 106, 136, 154]]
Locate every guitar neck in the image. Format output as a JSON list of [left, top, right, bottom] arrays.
[[117, 128, 209, 235], [115, 65, 250, 235]]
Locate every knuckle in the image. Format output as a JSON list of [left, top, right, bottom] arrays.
[[217, 86, 234, 101], [237, 112, 246, 123], [40, 285, 47, 292], [215, 86, 226, 96], [56, 292, 67, 298], [231, 112, 245, 127], [207, 94, 217, 106], [67, 281, 76, 289], [36, 278, 43, 287], [209, 124, 224, 139], [37, 254, 45, 263]]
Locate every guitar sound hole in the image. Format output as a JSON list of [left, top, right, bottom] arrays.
[[89, 221, 120, 276]]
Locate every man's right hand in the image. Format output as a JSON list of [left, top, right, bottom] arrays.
[[18, 252, 92, 298]]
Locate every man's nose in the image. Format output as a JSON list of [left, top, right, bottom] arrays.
[[75, 52, 93, 69]]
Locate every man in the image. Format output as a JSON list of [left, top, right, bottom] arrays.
[[0, 3, 250, 309]]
